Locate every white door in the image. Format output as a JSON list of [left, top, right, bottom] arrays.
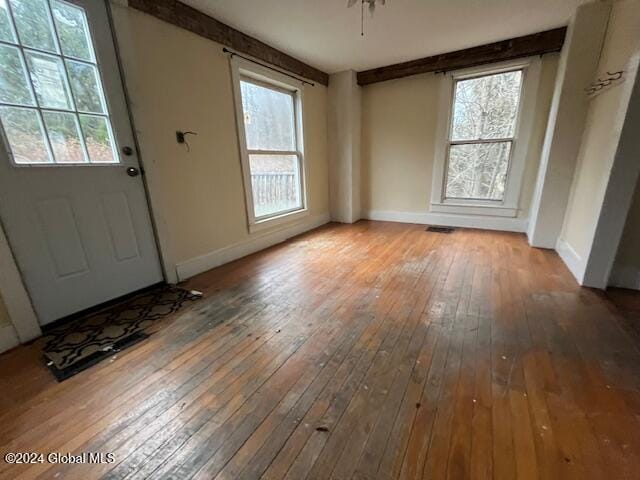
[[0, 0, 163, 325]]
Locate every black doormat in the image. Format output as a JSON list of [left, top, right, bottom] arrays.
[[427, 226, 455, 233], [42, 286, 201, 381]]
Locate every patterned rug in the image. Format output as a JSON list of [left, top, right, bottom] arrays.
[[42, 286, 201, 381]]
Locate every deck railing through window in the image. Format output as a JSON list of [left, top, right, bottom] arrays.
[[250, 172, 299, 218]]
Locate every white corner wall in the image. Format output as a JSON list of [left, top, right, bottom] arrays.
[[527, 1, 612, 249], [579, 63, 640, 288], [555, 0, 640, 286]]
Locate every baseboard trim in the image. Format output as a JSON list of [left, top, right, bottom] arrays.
[[556, 238, 585, 284], [0, 324, 19, 354], [363, 210, 528, 233], [608, 266, 640, 290], [176, 213, 331, 281]]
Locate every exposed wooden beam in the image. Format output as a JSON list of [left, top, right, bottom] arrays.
[[128, 0, 329, 86], [357, 27, 567, 86]]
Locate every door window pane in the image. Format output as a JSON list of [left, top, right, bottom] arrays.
[[0, 0, 119, 165], [249, 154, 302, 218], [0, 44, 34, 105], [66, 60, 105, 113], [445, 142, 511, 200], [79, 114, 115, 163], [241, 80, 295, 151], [9, 0, 57, 53], [43, 110, 86, 163], [25, 50, 73, 109], [51, 0, 94, 61], [451, 70, 523, 141], [0, 106, 51, 163], [0, 0, 16, 43]]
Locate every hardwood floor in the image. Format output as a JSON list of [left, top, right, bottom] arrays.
[[1, 220, 640, 479], [604, 288, 640, 342]]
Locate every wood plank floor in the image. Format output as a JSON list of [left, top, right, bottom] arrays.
[[1, 221, 640, 479]]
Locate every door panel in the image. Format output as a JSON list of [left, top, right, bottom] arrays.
[[101, 191, 140, 262], [0, 0, 163, 324], [36, 197, 89, 277]]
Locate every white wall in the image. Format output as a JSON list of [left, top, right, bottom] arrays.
[[527, 1, 612, 248], [581, 60, 640, 288], [556, 0, 640, 284], [360, 55, 559, 230]]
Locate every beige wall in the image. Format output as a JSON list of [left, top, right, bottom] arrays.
[[560, 0, 640, 264], [110, 5, 330, 272], [360, 54, 559, 219], [328, 71, 362, 223]]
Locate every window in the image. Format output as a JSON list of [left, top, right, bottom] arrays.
[[446, 70, 523, 201], [431, 59, 540, 217], [0, 0, 117, 165], [232, 58, 306, 230]]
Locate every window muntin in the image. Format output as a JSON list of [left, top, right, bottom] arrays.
[[238, 77, 304, 221], [0, 0, 117, 165], [444, 69, 523, 201]]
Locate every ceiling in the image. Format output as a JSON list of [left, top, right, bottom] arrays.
[[181, 0, 584, 74]]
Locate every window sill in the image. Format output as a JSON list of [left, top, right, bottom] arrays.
[[249, 208, 309, 234], [430, 202, 518, 218]]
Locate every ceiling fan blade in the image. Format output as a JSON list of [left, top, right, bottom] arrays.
[[347, 0, 358, 7], [380, 0, 386, 4]]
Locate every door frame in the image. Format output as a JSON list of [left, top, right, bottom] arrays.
[[105, 0, 177, 284], [0, 220, 40, 342], [0, 0, 178, 339]]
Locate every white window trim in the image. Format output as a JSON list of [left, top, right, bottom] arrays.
[[430, 57, 542, 218], [230, 56, 309, 234]]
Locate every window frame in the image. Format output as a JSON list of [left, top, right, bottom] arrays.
[[0, 0, 119, 167], [430, 57, 542, 218], [230, 56, 308, 233]]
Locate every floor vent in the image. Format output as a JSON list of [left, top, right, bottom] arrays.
[[427, 226, 455, 234]]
